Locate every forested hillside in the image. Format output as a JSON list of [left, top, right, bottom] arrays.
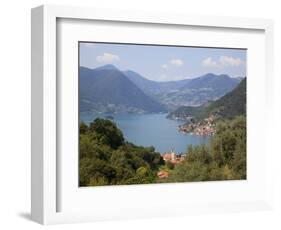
[[80, 65, 242, 113], [80, 116, 246, 186], [79, 66, 166, 113], [168, 78, 246, 121], [161, 116, 246, 182], [79, 119, 165, 186]]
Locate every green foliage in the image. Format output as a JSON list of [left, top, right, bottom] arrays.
[[89, 118, 124, 149], [168, 78, 246, 121], [79, 118, 164, 186], [79, 122, 88, 134], [208, 78, 246, 119], [165, 116, 246, 182], [80, 116, 246, 186], [166, 160, 175, 170]]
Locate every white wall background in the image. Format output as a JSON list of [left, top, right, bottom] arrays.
[[0, 0, 280, 229]]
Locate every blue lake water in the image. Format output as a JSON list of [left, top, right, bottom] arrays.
[[80, 113, 209, 154]]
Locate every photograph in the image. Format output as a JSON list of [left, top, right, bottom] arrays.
[[79, 42, 247, 187]]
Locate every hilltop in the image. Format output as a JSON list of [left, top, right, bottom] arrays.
[[80, 64, 243, 114], [80, 66, 166, 113], [167, 78, 246, 121]]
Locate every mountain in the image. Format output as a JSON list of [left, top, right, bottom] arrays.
[[181, 73, 241, 94], [124, 72, 242, 110], [80, 64, 243, 114], [155, 73, 242, 110], [123, 70, 191, 95], [167, 78, 246, 121], [93, 64, 119, 71], [207, 77, 246, 119], [79, 66, 166, 113]]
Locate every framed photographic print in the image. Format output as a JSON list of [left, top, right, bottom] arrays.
[[31, 5, 274, 225], [78, 42, 247, 186]]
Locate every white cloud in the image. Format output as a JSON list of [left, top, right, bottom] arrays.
[[170, 59, 184, 67], [219, 56, 243, 66], [202, 57, 218, 67], [202, 56, 243, 68], [96, 52, 120, 63], [161, 59, 184, 69]]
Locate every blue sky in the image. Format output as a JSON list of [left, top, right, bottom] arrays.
[[79, 42, 246, 82]]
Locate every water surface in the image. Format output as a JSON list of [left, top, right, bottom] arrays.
[[80, 113, 209, 154]]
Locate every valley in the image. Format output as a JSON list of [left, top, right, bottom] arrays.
[[80, 64, 243, 113], [78, 42, 247, 186]]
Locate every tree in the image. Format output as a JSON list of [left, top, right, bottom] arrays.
[[166, 160, 175, 170], [79, 116, 246, 186], [89, 118, 124, 149], [79, 119, 165, 186], [165, 116, 246, 183], [79, 121, 88, 134]]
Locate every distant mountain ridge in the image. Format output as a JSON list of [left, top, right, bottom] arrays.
[[124, 70, 242, 110], [79, 64, 243, 114], [167, 78, 246, 121], [181, 73, 241, 91], [123, 70, 191, 95], [80, 66, 166, 113], [94, 64, 119, 71]]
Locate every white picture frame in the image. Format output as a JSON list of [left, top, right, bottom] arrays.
[[31, 5, 274, 225]]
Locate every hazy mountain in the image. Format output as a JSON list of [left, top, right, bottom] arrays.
[[124, 71, 241, 110], [156, 73, 242, 110], [123, 70, 191, 95], [80, 65, 242, 114], [80, 66, 166, 113], [93, 64, 119, 71], [181, 73, 241, 94], [207, 77, 246, 119], [167, 78, 246, 121]]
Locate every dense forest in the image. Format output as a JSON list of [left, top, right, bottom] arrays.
[[79, 115, 246, 186], [161, 116, 246, 182], [79, 119, 165, 186]]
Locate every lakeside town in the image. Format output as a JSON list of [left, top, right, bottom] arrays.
[[178, 115, 216, 136], [79, 42, 247, 186], [157, 115, 217, 179]]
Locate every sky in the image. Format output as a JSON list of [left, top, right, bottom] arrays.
[[79, 42, 247, 82]]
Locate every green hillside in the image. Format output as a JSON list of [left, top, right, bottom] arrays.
[[167, 78, 246, 121], [79, 66, 166, 113]]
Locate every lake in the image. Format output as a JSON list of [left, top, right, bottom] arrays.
[[80, 113, 209, 154]]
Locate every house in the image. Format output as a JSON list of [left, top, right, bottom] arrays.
[[161, 149, 176, 162], [157, 170, 169, 179], [161, 150, 186, 165]]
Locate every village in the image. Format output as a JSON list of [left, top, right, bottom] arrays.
[[156, 115, 217, 179], [157, 150, 186, 179], [178, 115, 216, 136]]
